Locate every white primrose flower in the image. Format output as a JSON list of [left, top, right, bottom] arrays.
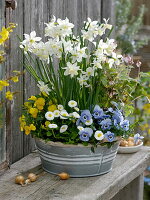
[[72, 112, 80, 119], [58, 104, 64, 110], [94, 131, 104, 141], [37, 81, 51, 94], [48, 124, 58, 129], [45, 111, 54, 120], [60, 110, 69, 119], [60, 125, 68, 133], [85, 119, 93, 125], [64, 62, 80, 78], [53, 110, 60, 117], [68, 100, 77, 108], [77, 126, 84, 131]]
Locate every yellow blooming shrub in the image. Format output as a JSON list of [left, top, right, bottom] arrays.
[[0, 80, 9, 91], [5, 91, 13, 100], [0, 24, 23, 105]]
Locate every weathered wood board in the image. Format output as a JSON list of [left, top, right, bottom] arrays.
[[0, 147, 150, 200]]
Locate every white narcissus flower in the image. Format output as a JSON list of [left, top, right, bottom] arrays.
[[77, 75, 89, 87], [72, 112, 80, 118], [103, 18, 112, 30], [70, 46, 87, 63], [92, 59, 102, 69], [64, 62, 80, 78], [57, 17, 74, 37], [77, 126, 84, 131], [60, 110, 69, 119], [48, 124, 58, 129], [94, 131, 104, 140], [60, 125, 68, 133], [83, 67, 95, 77], [22, 31, 41, 45], [37, 81, 51, 94], [53, 110, 60, 117], [85, 119, 93, 125], [58, 105, 64, 110], [45, 111, 54, 120], [68, 100, 77, 108]]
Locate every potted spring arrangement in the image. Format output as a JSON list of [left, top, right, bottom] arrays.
[[19, 16, 145, 177]]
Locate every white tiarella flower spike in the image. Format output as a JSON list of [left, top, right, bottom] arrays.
[[68, 100, 77, 108], [45, 111, 54, 120], [37, 81, 51, 94], [60, 125, 68, 133]]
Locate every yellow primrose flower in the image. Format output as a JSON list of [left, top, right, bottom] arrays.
[[35, 97, 45, 110], [11, 76, 19, 82], [29, 124, 36, 131], [24, 124, 36, 135], [48, 104, 57, 112], [0, 80, 9, 91], [148, 129, 150, 135], [5, 91, 13, 100], [24, 126, 31, 135], [29, 107, 38, 118], [28, 96, 37, 101], [45, 121, 50, 127]]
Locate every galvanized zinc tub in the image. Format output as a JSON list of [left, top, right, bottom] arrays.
[[35, 138, 119, 177]]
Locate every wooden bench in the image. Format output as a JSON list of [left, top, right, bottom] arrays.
[[0, 146, 150, 200]]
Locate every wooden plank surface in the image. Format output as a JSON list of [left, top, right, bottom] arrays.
[[0, 146, 149, 200], [6, 0, 24, 164]]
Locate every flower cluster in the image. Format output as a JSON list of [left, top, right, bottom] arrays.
[[20, 93, 131, 145]]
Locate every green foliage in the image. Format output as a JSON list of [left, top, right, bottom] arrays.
[[116, 0, 149, 54]]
